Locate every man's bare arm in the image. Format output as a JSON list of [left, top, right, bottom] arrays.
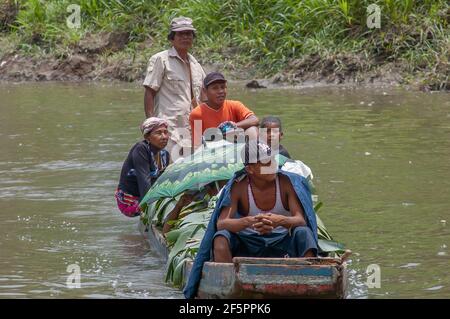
[[236, 115, 259, 130], [144, 86, 156, 118]]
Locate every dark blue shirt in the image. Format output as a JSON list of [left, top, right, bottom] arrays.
[[118, 140, 170, 201]]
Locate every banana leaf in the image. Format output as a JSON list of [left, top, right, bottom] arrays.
[[172, 256, 190, 287], [140, 141, 244, 209], [165, 224, 197, 246], [318, 239, 346, 254], [178, 210, 211, 228], [157, 200, 177, 226], [146, 197, 173, 224]]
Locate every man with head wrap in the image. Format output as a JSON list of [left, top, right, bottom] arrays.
[[115, 117, 170, 217]]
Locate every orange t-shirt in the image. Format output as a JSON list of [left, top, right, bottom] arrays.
[[189, 100, 254, 146]]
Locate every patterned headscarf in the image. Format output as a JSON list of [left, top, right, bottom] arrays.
[[140, 117, 168, 136]]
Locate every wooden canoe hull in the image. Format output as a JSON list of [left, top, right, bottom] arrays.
[[184, 258, 347, 299], [139, 221, 348, 299]]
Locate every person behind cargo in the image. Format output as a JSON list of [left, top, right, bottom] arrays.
[[115, 117, 170, 217], [212, 142, 317, 262], [189, 72, 259, 148], [259, 116, 291, 159], [162, 180, 227, 234]]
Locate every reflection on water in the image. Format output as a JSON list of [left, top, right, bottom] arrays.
[[0, 83, 449, 298]]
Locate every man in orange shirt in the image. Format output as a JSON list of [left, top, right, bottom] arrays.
[[189, 72, 259, 148]]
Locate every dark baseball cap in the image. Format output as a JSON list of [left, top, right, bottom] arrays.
[[203, 72, 227, 88]]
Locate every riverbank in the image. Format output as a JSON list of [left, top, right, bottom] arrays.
[[0, 35, 439, 91], [0, 0, 448, 91]]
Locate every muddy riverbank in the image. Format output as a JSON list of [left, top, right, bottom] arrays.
[[0, 31, 446, 92]]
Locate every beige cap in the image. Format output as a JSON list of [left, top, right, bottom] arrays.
[[170, 17, 196, 32]]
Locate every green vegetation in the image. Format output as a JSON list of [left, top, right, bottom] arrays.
[[0, 0, 448, 89], [141, 193, 214, 287]]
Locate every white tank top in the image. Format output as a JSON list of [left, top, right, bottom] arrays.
[[242, 176, 290, 234]]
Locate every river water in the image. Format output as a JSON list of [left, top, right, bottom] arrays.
[[0, 82, 449, 298]]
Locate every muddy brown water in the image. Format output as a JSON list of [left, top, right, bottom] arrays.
[[0, 82, 449, 298]]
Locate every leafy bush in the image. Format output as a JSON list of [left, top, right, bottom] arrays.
[[6, 0, 448, 78]]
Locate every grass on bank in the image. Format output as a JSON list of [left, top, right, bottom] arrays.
[[0, 0, 448, 88]]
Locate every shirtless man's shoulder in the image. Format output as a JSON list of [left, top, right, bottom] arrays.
[[279, 174, 294, 191], [230, 176, 249, 214], [230, 176, 248, 194]]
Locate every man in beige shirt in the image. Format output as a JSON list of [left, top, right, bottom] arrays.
[[143, 17, 205, 157]]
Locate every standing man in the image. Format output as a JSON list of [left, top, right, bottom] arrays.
[[143, 17, 205, 157]]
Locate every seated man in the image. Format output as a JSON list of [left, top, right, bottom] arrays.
[[115, 117, 170, 217], [189, 72, 259, 148], [213, 142, 317, 262], [259, 116, 291, 159]]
